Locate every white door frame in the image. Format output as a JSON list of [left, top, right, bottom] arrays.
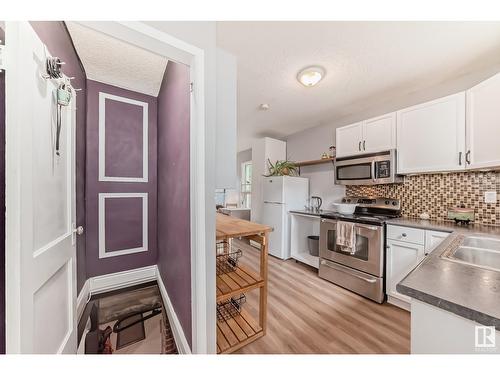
[[5, 21, 213, 354]]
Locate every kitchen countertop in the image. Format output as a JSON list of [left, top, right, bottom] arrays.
[[394, 218, 500, 330], [216, 213, 272, 240], [289, 209, 336, 217], [387, 217, 500, 236]]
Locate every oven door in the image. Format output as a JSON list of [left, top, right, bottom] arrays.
[[319, 218, 384, 277]]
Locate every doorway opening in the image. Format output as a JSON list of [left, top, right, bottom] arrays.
[[4, 21, 211, 354]]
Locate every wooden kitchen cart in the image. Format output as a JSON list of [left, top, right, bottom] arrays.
[[215, 213, 272, 354]]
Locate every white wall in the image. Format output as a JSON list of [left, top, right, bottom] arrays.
[[215, 47, 237, 190], [286, 124, 345, 210]]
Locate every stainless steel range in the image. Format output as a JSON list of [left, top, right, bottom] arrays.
[[318, 197, 401, 303]]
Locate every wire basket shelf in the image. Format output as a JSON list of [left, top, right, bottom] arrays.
[[216, 294, 246, 322], [216, 240, 243, 275]]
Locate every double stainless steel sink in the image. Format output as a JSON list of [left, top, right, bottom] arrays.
[[443, 236, 500, 272]]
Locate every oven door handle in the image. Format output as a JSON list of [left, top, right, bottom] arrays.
[[320, 260, 377, 283], [354, 223, 380, 231]]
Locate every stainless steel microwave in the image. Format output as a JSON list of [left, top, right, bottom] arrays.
[[334, 150, 403, 185]]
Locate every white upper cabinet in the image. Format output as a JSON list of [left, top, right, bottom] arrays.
[[215, 48, 238, 189], [362, 112, 396, 153], [336, 122, 363, 157], [396, 92, 466, 174], [466, 72, 500, 169], [336, 113, 396, 158]]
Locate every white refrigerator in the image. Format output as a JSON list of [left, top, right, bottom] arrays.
[[262, 176, 309, 259]]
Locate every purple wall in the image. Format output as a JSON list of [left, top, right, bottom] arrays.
[[104, 100, 145, 178], [157, 61, 192, 347], [0, 26, 5, 355], [30, 22, 88, 293], [85, 80, 158, 277]]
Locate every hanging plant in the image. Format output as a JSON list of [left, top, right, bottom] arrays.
[[264, 159, 298, 177]]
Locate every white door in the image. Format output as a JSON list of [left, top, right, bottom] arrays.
[[262, 202, 284, 259], [424, 230, 449, 256], [335, 122, 363, 157], [6, 22, 77, 353], [262, 176, 283, 203], [466, 72, 500, 169], [386, 239, 424, 304], [396, 92, 466, 174], [362, 112, 396, 153]]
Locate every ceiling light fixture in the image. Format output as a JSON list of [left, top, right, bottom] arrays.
[[297, 66, 325, 87]]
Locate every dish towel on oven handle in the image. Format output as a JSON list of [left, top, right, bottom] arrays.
[[336, 221, 356, 255]]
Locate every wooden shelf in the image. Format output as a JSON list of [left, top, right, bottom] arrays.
[[216, 265, 264, 302], [216, 215, 268, 354], [295, 157, 334, 167], [217, 309, 263, 354]]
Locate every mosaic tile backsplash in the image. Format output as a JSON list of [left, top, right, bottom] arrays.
[[345, 171, 500, 226]]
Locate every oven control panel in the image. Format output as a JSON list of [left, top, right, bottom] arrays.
[[342, 197, 400, 210]]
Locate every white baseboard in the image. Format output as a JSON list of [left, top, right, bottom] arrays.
[[387, 295, 411, 311], [76, 279, 91, 321], [88, 265, 157, 294], [156, 266, 192, 354]]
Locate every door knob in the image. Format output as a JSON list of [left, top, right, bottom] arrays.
[[74, 226, 84, 235]]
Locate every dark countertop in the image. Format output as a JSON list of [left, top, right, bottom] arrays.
[[387, 217, 500, 236], [394, 218, 500, 329], [289, 209, 336, 217]]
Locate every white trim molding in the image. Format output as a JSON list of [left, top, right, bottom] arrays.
[[98, 92, 149, 183], [76, 279, 91, 321], [98, 192, 148, 259], [88, 265, 157, 294]]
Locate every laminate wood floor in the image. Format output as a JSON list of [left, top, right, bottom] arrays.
[[232, 240, 410, 354]]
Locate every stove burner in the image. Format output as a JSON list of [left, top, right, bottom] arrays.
[[322, 196, 401, 224]]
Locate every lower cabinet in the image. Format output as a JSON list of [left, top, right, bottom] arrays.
[[386, 225, 449, 310], [424, 230, 449, 255], [386, 240, 424, 309]]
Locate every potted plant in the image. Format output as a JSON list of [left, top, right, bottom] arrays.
[[264, 159, 299, 176]]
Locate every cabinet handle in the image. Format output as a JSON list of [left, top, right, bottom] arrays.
[[458, 151, 462, 166], [358, 141, 362, 151], [465, 150, 471, 165], [401, 233, 407, 237], [363, 140, 366, 150]]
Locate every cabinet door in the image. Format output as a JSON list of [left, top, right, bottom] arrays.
[[362, 113, 396, 153], [336, 122, 363, 157], [466, 73, 500, 169], [424, 230, 449, 255], [386, 240, 425, 304], [396, 92, 466, 174]]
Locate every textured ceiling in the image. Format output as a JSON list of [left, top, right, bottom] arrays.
[[217, 21, 500, 151], [66, 22, 168, 97]]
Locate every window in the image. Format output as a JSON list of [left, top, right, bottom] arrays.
[[240, 161, 252, 209]]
